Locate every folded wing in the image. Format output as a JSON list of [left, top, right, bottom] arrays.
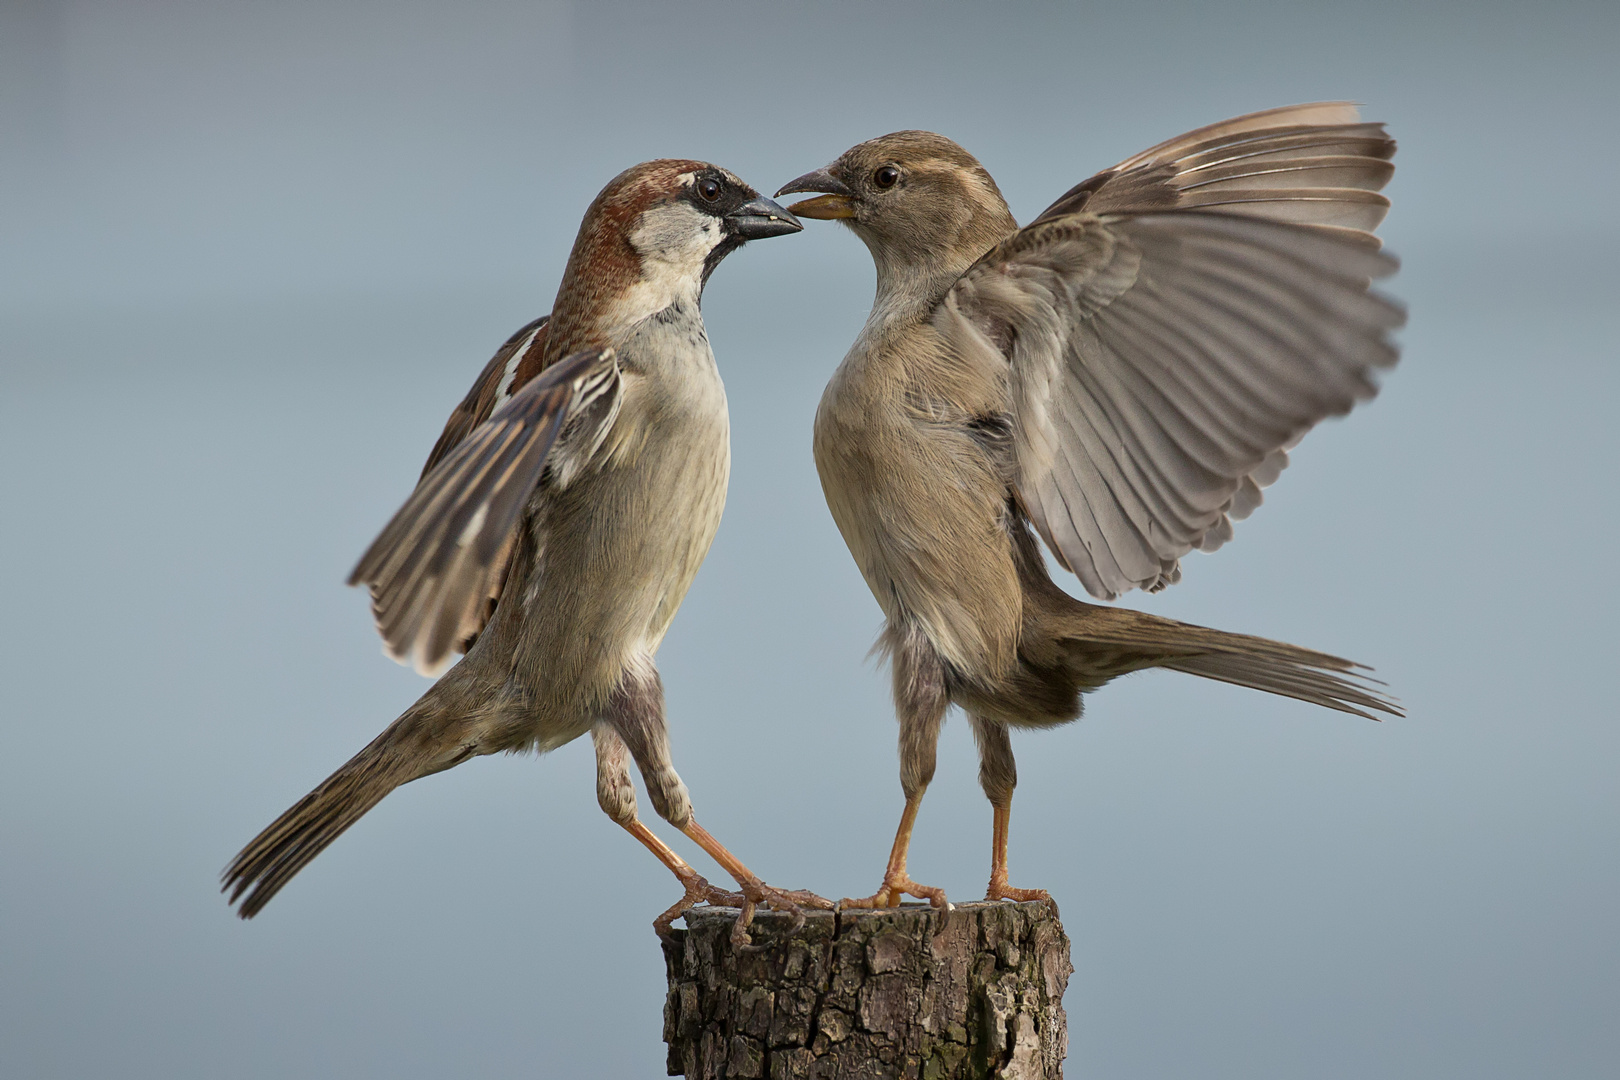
[[349, 347, 622, 675], [418, 316, 551, 479], [938, 104, 1403, 600]]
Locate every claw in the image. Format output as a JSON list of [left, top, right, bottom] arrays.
[[652, 872, 747, 941], [840, 873, 950, 912], [731, 898, 758, 949], [985, 875, 1058, 917], [841, 874, 951, 936], [728, 880, 835, 948]]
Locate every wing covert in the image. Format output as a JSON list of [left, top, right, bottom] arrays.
[[420, 316, 550, 479]]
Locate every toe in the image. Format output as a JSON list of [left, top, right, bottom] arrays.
[[652, 874, 748, 939], [985, 881, 1058, 914], [841, 876, 949, 911]]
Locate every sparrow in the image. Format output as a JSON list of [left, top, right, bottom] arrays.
[[223, 160, 827, 941], [776, 103, 1404, 910]]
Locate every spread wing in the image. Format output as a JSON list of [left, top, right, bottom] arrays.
[[348, 345, 622, 676], [1031, 101, 1395, 242], [937, 103, 1403, 601]]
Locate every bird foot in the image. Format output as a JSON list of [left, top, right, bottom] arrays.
[[653, 872, 747, 941], [727, 879, 836, 949], [840, 874, 950, 912], [841, 874, 951, 935], [985, 876, 1058, 916]]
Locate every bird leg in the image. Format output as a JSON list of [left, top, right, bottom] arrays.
[[971, 714, 1051, 906], [618, 817, 747, 939], [601, 676, 831, 948], [839, 791, 949, 910], [844, 626, 950, 912], [594, 722, 743, 938], [985, 800, 1052, 906]]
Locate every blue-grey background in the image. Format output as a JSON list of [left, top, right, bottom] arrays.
[[2, 1, 1616, 1077]]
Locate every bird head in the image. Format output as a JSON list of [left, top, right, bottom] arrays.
[[549, 160, 801, 352], [776, 132, 1018, 302]]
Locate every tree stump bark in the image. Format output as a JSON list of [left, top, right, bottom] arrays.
[[662, 901, 1071, 1080]]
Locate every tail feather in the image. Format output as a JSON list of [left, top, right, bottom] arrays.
[[1062, 607, 1402, 720], [1159, 652, 1396, 719], [223, 698, 473, 918]]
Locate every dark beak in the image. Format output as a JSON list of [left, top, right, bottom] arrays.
[[774, 166, 856, 220], [725, 195, 803, 240]]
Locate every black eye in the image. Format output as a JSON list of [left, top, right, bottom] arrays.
[[872, 165, 900, 189], [697, 177, 722, 202]]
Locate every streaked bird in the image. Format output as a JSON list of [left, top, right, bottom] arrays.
[[224, 161, 825, 939], [777, 104, 1403, 909]]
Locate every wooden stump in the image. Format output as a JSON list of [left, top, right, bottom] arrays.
[[662, 901, 1071, 1080]]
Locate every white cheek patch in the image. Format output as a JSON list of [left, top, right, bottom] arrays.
[[622, 201, 725, 320], [631, 201, 724, 267]]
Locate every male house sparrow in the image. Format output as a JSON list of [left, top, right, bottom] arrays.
[[224, 161, 825, 938], [777, 104, 1403, 908]]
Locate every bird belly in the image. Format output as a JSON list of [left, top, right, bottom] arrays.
[[510, 308, 730, 720], [813, 349, 1022, 682]]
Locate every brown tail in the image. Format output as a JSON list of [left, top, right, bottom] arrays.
[[1156, 637, 1398, 720], [1063, 606, 1401, 721], [223, 695, 477, 918]]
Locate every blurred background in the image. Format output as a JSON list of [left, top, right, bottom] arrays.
[[2, 1, 1616, 1077]]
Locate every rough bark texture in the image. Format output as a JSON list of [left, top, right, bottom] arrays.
[[662, 901, 1071, 1080]]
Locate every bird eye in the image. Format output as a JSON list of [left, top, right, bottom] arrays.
[[872, 165, 900, 189], [697, 177, 722, 202]]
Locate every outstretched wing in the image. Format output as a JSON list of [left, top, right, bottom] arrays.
[[348, 347, 622, 676], [937, 104, 1402, 601], [1031, 101, 1396, 242]]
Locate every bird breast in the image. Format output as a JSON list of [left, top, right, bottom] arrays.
[[814, 328, 1023, 679], [509, 297, 729, 712]]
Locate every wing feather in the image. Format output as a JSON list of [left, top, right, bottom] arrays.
[[1094, 304, 1277, 474], [349, 315, 553, 665], [419, 316, 549, 478], [1099, 295, 1283, 455], [1114, 103, 1368, 165], [348, 348, 621, 675], [940, 105, 1401, 600], [1177, 155, 1394, 193], [1051, 364, 1157, 584], [1034, 102, 1397, 245]]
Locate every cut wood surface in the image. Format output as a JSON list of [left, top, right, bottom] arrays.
[[662, 900, 1071, 1079]]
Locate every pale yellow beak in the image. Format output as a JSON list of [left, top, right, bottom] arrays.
[[775, 166, 856, 220]]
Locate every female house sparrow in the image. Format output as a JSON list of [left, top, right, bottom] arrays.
[[224, 161, 825, 940], [777, 104, 1403, 909]]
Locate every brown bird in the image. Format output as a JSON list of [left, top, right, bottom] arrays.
[[223, 160, 827, 940], [776, 103, 1404, 910]]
